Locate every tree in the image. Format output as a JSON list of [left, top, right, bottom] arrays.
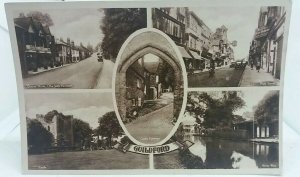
[[100, 8, 147, 60], [86, 43, 94, 52], [185, 91, 245, 128], [27, 11, 54, 26], [96, 111, 122, 147], [73, 118, 93, 148], [254, 91, 279, 124], [27, 118, 54, 154]]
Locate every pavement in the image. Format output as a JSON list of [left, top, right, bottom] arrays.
[[188, 66, 245, 87], [239, 66, 280, 86], [125, 93, 174, 144], [23, 53, 114, 89]]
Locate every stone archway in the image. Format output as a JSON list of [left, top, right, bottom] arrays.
[[115, 30, 184, 122]]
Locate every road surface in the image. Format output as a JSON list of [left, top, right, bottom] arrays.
[[24, 53, 114, 89], [126, 101, 174, 144], [188, 67, 244, 87], [94, 59, 115, 89]]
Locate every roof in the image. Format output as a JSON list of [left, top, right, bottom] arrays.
[[14, 17, 32, 30], [14, 17, 52, 35]]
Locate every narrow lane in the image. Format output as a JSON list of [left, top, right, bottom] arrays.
[[126, 102, 174, 144]]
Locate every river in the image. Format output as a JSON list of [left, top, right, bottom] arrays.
[[154, 135, 279, 169]]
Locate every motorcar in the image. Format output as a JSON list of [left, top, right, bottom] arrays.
[[97, 53, 103, 62], [230, 61, 236, 68], [235, 59, 245, 70]]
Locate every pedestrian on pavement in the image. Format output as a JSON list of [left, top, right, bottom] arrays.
[[250, 59, 254, 70], [209, 59, 215, 78], [255, 57, 261, 72]]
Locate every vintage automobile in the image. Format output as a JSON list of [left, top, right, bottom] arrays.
[[230, 61, 236, 68], [235, 59, 246, 70], [97, 52, 103, 62]]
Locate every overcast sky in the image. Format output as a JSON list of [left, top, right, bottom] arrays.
[[234, 90, 277, 117], [25, 92, 113, 129], [14, 8, 104, 48], [191, 6, 261, 59]]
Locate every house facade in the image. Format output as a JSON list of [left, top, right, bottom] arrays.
[[153, 7, 235, 73], [14, 17, 56, 76], [250, 6, 286, 79]]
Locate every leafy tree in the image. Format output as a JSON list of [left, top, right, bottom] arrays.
[[186, 91, 245, 128], [27, 118, 54, 154], [254, 91, 279, 124], [97, 111, 122, 146], [100, 8, 147, 60], [73, 118, 93, 148], [26, 11, 54, 26]]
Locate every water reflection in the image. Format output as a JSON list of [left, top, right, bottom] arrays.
[[182, 135, 279, 169]]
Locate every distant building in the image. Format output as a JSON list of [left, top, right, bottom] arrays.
[[36, 110, 74, 147], [14, 17, 56, 76], [152, 8, 236, 72], [211, 25, 235, 66]]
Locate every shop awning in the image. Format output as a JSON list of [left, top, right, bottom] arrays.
[[190, 51, 202, 60], [201, 51, 213, 60], [177, 46, 193, 59]]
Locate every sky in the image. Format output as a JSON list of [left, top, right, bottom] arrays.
[[190, 6, 261, 60], [25, 92, 113, 129], [14, 8, 104, 48], [234, 90, 278, 117]]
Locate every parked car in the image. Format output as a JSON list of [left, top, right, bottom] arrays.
[[235, 59, 246, 70], [230, 61, 236, 68], [97, 53, 103, 62]]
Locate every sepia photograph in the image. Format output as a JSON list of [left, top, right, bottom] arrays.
[[154, 90, 279, 169], [25, 92, 149, 170], [114, 29, 186, 145], [13, 8, 146, 89], [152, 7, 286, 87]]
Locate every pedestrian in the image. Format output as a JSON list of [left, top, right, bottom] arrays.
[[250, 59, 254, 70], [256, 58, 261, 72]]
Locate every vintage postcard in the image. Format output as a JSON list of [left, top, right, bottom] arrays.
[[5, 0, 290, 175]]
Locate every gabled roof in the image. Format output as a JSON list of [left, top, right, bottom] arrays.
[[14, 17, 52, 35], [14, 17, 32, 31]]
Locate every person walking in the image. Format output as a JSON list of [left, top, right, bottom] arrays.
[[255, 56, 261, 72]]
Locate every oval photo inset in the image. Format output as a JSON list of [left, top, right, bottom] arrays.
[[113, 29, 186, 145]]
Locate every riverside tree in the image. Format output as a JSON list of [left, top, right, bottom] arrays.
[[186, 91, 245, 128]]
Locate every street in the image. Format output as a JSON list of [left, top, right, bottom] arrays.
[[126, 93, 174, 144], [23, 53, 114, 89], [28, 149, 149, 170], [188, 66, 245, 87]]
